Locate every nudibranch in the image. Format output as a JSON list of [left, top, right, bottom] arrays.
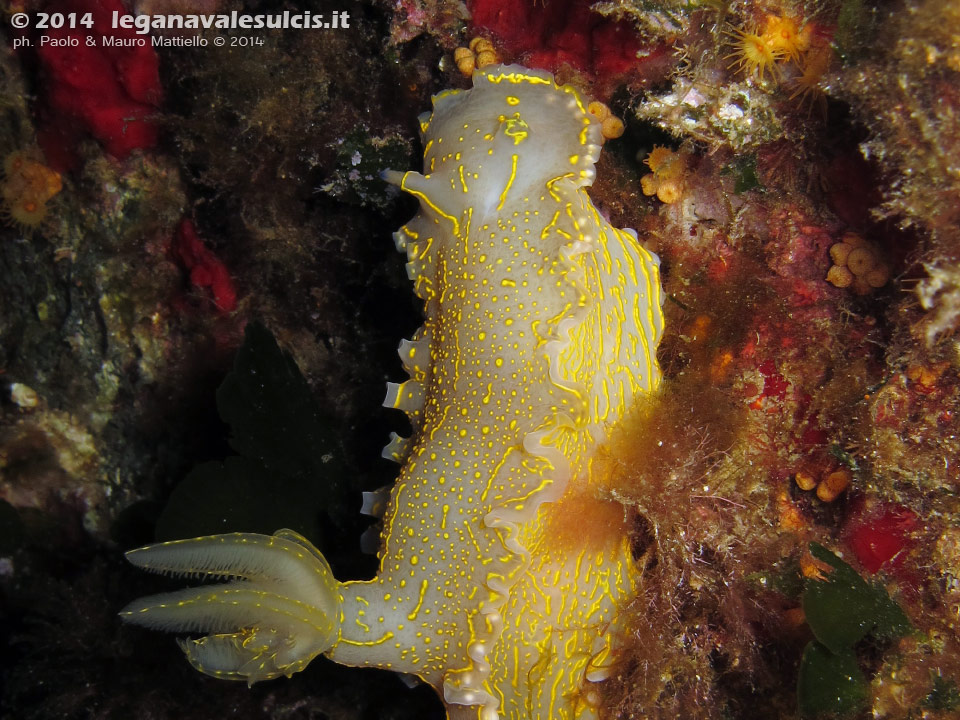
[[120, 65, 664, 720]]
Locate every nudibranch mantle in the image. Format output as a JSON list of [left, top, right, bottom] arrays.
[[121, 65, 664, 720]]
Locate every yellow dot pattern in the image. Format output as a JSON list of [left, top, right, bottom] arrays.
[[333, 65, 664, 720], [119, 64, 664, 720]]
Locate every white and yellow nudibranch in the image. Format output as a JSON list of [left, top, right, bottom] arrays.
[[120, 65, 664, 720]]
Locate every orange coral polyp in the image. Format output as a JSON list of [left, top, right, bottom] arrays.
[[645, 145, 686, 180], [762, 15, 808, 61], [645, 145, 672, 172], [642, 146, 688, 205], [1, 150, 62, 230], [726, 26, 783, 81], [10, 200, 46, 227], [790, 42, 833, 116]]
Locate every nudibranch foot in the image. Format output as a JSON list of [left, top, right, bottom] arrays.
[[120, 530, 342, 684]]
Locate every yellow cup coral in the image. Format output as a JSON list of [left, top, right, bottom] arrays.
[[453, 38, 501, 77], [1, 150, 62, 230], [587, 101, 625, 142], [640, 145, 688, 204], [826, 232, 890, 294], [726, 23, 784, 82], [727, 13, 832, 118], [762, 14, 810, 62], [789, 40, 833, 117]]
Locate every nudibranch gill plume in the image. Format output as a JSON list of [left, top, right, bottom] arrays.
[[120, 65, 665, 720]]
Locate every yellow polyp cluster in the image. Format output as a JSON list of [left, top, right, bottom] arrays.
[[586, 101, 625, 142], [640, 145, 687, 204], [1, 151, 62, 230], [726, 14, 831, 110], [726, 23, 784, 82], [762, 14, 810, 62], [454, 38, 501, 77], [826, 231, 890, 295], [795, 466, 853, 503]]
